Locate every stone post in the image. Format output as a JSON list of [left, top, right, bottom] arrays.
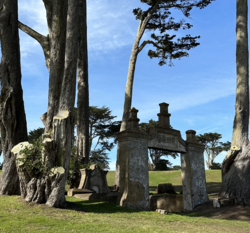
[[157, 103, 171, 128], [117, 108, 149, 210], [181, 130, 209, 210]]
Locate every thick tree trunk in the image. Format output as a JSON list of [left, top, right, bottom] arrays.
[[45, 0, 68, 132], [77, 0, 90, 164], [0, 0, 28, 195], [220, 0, 250, 200], [13, 0, 79, 208]]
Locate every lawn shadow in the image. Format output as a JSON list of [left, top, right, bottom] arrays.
[[65, 198, 143, 214]]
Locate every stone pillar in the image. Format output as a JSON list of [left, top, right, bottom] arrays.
[[117, 108, 149, 210], [181, 130, 208, 211], [157, 103, 171, 128]]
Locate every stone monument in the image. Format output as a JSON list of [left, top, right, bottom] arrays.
[[78, 165, 110, 194], [117, 108, 149, 210], [181, 130, 209, 210]]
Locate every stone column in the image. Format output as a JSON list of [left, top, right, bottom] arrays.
[[157, 102, 171, 128], [181, 130, 208, 210], [117, 108, 149, 210]]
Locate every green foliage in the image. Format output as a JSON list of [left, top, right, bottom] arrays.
[[132, 0, 215, 66], [89, 106, 121, 151], [16, 137, 46, 176], [196, 132, 231, 168], [155, 159, 172, 171], [172, 165, 181, 170], [28, 127, 44, 144], [90, 149, 110, 170], [209, 162, 222, 170]]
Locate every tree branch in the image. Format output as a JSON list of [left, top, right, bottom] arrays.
[[138, 39, 162, 53], [18, 21, 50, 69]]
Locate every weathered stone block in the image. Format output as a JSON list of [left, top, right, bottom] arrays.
[[78, 165, 110, 194], [150, 194, 184, 212], [181, 130, 209, 211]]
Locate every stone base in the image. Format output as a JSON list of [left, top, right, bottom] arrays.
[[73, 192, 119, 203], [150, 194, 184, 212], [67, 188, 94, 197]]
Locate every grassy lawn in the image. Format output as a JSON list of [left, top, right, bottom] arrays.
[[107, 170, 222, 194], [1, 170, 245, 233], [1, 195, 250, 233]]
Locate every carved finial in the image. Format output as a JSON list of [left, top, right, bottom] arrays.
[[186, 130, 197, 142], [157, 103, 171, 128], [128, 107, 140, 129]]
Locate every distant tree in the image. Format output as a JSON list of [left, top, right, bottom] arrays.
[[172, 165, 181, 170], [139, 119, 178, 170], [196, 133, 231, 169], [120, 0, 215, 131], [155, 159, 172, 171], [89, 106, 121, 156], [209, 162, 221, 170], [28, 128, 44, 144], [69, 106, 119, 188]]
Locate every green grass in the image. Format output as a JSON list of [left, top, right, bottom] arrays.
[[107, 170, 222, 194], [1, 170, 249, 232], [0, 195, 250, 233]]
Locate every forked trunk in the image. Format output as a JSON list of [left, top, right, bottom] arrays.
[[0, 0, 28, 195], [77, 0, 90, 164], [220, 0, 250, 200], [13, 0, 79, 207]]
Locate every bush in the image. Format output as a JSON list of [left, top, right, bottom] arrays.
[[16, 137, 46, 177], [155, 159, 172, 171], [209, 162, 222, 170], [172, 165, 181, 170]]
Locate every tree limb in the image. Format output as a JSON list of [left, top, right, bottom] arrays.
[[18, 21, 50, 69], [138, 39, 162, 53]]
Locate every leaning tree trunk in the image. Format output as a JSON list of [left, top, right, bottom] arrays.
[[12, 0, 79, 208], [77, 0, 90, 165], [220, 0, 250, 200], [115, 12, 153, 186], [0, 0, 28, 195]]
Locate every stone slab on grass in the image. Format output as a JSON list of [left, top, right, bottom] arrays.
[[67, 188, 95, 197], [150, 194, 184, 212]]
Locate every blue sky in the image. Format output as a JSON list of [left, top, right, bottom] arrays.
[[0, 0, 241, 170]]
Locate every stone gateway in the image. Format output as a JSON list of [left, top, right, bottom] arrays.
[[116, 103, 208, 211]]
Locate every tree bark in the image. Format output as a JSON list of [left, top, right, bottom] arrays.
[[115, 3, 159, 186], [220, 0, 250, 200], [77, 0, 89, 164], [0, 0, 28, 195], [13, 0, 79, 208]]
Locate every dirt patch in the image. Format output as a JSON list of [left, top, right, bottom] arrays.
[[186, 196, 250, 221]]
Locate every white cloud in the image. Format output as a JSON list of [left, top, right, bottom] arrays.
[[18, 0, 137, 57]]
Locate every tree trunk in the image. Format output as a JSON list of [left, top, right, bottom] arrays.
[[13, 0, 79, 208], [220, 0, 250, 200], [0, 0, 28, 195], [77, 0, 89, 164], [115, 7, 157, 185]]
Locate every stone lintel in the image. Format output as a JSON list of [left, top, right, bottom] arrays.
[[117, 130, 149, 143]]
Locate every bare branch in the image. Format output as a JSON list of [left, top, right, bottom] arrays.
[[18, 21, 50, 69]]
